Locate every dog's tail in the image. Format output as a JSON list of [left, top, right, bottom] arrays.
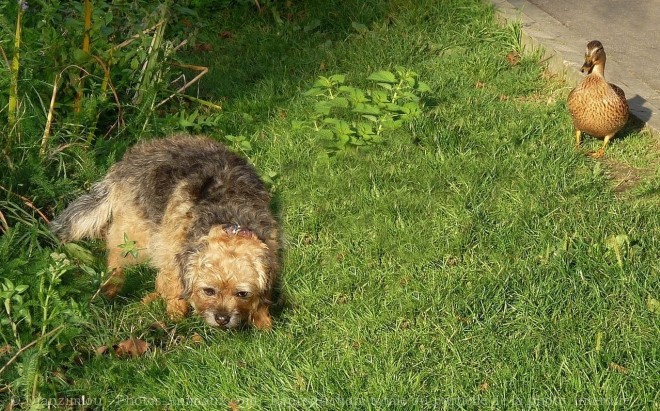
[[51, 179, 114, 242]]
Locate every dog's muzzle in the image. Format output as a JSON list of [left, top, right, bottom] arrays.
[[215, 312, 231, 327]]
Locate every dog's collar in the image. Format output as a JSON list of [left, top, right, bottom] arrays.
[[222, 224, 254, 238]]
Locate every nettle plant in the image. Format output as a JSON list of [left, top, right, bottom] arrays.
[[302, 67, 430, 150]]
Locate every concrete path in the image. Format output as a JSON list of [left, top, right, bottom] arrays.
[[489, 0, 660, 136]]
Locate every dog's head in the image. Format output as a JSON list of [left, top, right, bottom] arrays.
[[179, 225, 274, 329]]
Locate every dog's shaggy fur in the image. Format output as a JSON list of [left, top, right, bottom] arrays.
[[51, 135, 280, 329]]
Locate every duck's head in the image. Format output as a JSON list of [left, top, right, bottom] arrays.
[[580, 40, 606, 75]]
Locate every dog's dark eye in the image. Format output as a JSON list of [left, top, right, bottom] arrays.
[[235, 291, 251, 298], [202, 287, 216, 296]]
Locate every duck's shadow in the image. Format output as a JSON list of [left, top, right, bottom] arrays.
[[626, 94, 652, 129], [614, 95, 649, 142]]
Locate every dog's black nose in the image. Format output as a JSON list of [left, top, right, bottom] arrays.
[[215, 313, 230, 326]]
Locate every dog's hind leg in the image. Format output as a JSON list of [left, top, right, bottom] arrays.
[[102, 248, 127, 299], [101, 207, 152, 298]]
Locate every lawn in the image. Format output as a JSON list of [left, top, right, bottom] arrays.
[[1, 0, 658, 409]]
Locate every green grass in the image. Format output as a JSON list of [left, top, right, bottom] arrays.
[[2, 0, 659, 409]]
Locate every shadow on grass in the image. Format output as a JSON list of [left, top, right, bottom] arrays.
[[180, 1, 394, 127]]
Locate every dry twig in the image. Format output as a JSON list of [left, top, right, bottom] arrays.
[[0, 185, 50, 224], [0, 325, 65, 378]]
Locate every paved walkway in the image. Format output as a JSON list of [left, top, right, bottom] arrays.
[[489, 0, 660, 136]]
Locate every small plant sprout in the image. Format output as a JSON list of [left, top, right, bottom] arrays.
[[118, 232, 142, 258]]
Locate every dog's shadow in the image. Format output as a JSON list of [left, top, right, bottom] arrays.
[[119, 265, 157, 299]]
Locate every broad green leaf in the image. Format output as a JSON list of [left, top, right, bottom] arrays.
[[381, 117, 403, 131], [350, 137, 366, 146], [367, 70, 397, 84], [14, 284, 28, 293], [356, 122, 375, 137], [338, 86, 358, 93], [402, 102, 422, 116], [314, 101, 334, 116], [332, 120, 353, 136], [352, 103, 381, 115], [313, 76, 333, 88], [404, 76, 416, 87], [339, 86, 368, 104], [303, 87, 324, 97], [416, 81, 431, 93], [370, 90, 390, 104], [328, 74, 346, 84], [384, 103, 404, 113], [240, 140, 253, 151], [399, 91, 420, 102], [331, 97, 349, 109]]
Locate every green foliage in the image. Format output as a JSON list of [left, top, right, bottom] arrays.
[[304, 68, 429, 151], [1, 251, 90, 406], [176, 109, 224, 132], [0, 0, 213, 157], [1, 278, 32, 348]]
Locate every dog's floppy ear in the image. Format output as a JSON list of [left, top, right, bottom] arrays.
[[250, 255, 276, 330], [175, 246, 199, 298]]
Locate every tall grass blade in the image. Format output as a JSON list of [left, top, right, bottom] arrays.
[[8, 3, 25, 134], [74, 0, 93, 114]]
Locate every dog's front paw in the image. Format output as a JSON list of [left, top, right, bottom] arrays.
[[250, 306, 272, 330], [166, 298, 189, 321], [100, 268, 125, 299], [101, 280, 124, 299]]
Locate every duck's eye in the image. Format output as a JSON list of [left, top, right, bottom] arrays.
[[202, 287, 216, 296], [235, 291, 251, 298]]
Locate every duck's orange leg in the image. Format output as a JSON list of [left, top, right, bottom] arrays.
[[587, 133, 613, 159], [574, 129, 582, 149]]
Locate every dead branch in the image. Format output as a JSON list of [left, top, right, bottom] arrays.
[[0, 325, 65, 378], [40, 73, 61, 157], [0, 185, 50, 224], [155, 63, 211, 109]]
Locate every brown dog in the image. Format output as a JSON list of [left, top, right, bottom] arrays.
[[51, 135, 280, 329]]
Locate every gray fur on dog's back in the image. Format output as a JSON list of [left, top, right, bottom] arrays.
[[51, 135, 279, 256]]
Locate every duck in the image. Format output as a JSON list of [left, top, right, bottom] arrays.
[[567, 40, 629, 158]]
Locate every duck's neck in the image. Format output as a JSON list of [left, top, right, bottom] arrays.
[[592, 62, 605, 77]]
